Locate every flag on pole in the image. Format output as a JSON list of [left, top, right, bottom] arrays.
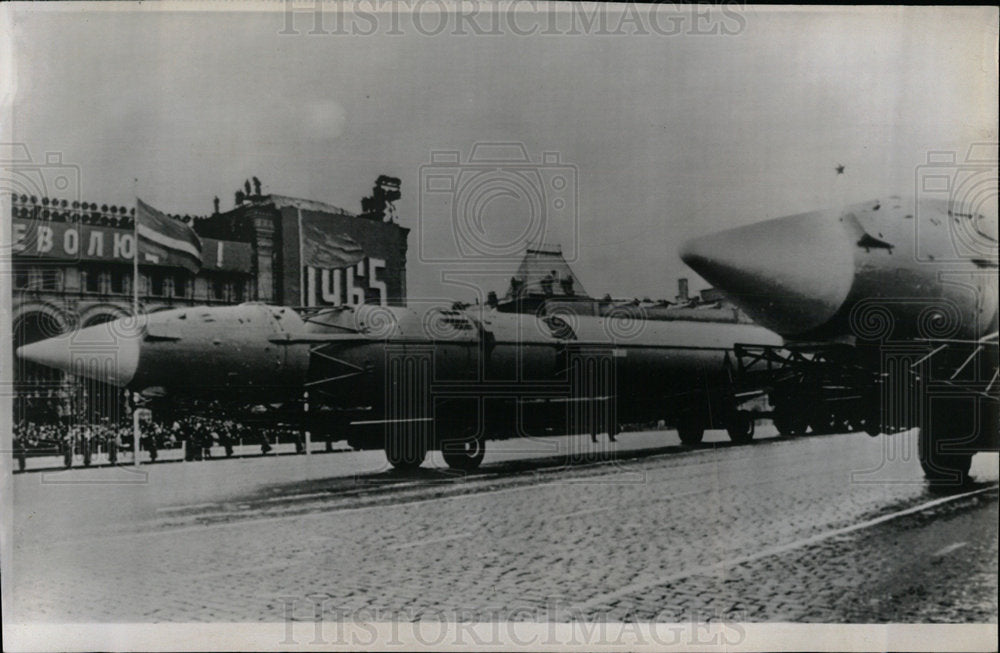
[[136, 198, 203, 273]]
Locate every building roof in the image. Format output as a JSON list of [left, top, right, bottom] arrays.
[[260, 194, 356, 217], [503, 244, 589, 301]]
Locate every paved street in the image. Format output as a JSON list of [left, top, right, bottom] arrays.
[[7, 427, 999, 624]]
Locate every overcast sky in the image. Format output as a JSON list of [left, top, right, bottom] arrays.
[[4, 4, 997, 302]]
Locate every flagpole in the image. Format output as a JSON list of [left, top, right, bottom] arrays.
[[132, 180, 140, 466], [298, 207, 306, 307], [132, 180, 139, 316]]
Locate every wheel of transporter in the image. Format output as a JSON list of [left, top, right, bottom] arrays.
[[726, 411, 755, 444], [918, 431, 972, 486], [676, 415, 705, 445], [441, 435, 486, 471], [808, 408, 839, 435], [919, 406, 974, 486], [772, 407, 807, 436]]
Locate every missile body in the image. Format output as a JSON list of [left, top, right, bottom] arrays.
[[680, 197, 998, 344], [301, 304, 781, 418], [16, 301, 781, 459], [16, 304, 313, 400], [680, 196, 999, 479]]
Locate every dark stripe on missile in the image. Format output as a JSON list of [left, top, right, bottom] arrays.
[[856, 232, 894, 253], [144, 323, 182, 341]]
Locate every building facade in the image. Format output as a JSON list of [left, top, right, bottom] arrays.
[[205, 193, 409, 308], [10, 190, 409, 424]]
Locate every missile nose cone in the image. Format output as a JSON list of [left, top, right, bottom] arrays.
[[16, 317, 143, 387], [680, 210, 857, 337]]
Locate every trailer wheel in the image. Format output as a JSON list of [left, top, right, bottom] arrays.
[[676, 415, 705, 445], [442, 436, 486, 471], [807, 411, 832, 435], [919, 398, 976, 486], [772, 408, 806, 436], [726, 411, 755, 444], [918, 428, 972, 486]]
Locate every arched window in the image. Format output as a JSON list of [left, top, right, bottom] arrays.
[[13, 310, 66, 422]]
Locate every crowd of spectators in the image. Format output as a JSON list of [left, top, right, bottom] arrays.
[[12, 415, 308, 471], [13, 420, 137, 470]]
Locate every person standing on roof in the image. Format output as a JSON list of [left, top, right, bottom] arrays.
[[541, 270, 556, 296], [560, 273, 574, 296]]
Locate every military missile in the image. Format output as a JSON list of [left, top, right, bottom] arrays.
[[680, 197, 998, 343], [680, 195, 998, 483], [17, 300, 782, 468], [17, 302, 782, 397], [16, 304, 312, 399]]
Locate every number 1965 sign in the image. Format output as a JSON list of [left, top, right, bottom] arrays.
[[304, 257, 387, 307]]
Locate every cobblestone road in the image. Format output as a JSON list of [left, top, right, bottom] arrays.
[[8, 429, 998, 624]]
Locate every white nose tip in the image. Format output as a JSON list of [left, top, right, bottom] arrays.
[[16, 317, 143, 387], [680, 209, 857, 336]]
